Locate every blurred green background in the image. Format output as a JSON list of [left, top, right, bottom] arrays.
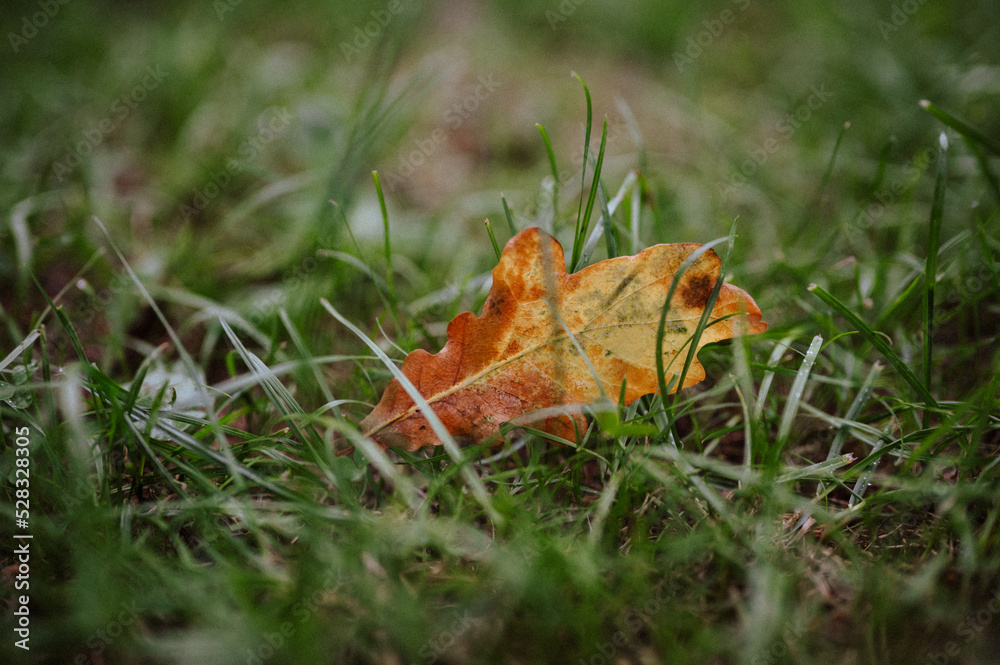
[[4, 0, 997, 341]]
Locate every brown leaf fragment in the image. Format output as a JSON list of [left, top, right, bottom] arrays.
[[360, 227, 767, 451]]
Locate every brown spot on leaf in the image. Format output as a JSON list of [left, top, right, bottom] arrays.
[[359, 227, 766, 452], [679, 273, 714, 309]]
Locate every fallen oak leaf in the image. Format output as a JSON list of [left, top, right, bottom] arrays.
[[360, 227, 767, 452]]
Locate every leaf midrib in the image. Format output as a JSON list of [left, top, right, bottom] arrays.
[[369, 274, 700, 435]]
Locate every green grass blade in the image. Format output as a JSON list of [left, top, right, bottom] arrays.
[[973, 216, 1000, 291], [91, 216, 247, 488], [579, 171, 639, 265], [340, 421, 420, 510], [920, 99, 1000, 156], [33, 276, 89, 367], [654, 236, 730, 420], [669, 223, 738, 410], [536, 123, 559, 218], [825, 363, 882, 462], [571, 117, 609, 271], [278, 309, 336, 407], [963, 136, 1000, 204], [755, 335, 795, 422], [732, 381, 754, 472], [808, 283, 938, 409], [587, 466, 624, 546], [775, 334, 824, 453], [134, 409, 296, 499], [542, 295, 609, 406], [875, 271, 922, 329], [219, 319, 326, 458], [848, 437, 887, 508], [485, 219, 502, 261], [501, 194, 518, 236], [922, 133, 948, 410], [321, 298, 502, 524], [819, 121, 850, 197], [629, 171, 642, 254], [373, 170, 395, 304], [872, 136, 896, 193], [796, 121, 850, 236], [642, 445, 728, 517], [122, 355, 154, 412], [776, 453, 855, 484], [599, 181, 618, 259], [0, 328, 40, 372], [570, 72, 594, 271]]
